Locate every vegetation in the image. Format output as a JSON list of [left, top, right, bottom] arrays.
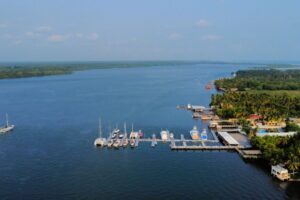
[[212, 68, 300, 174], [215, 69, 300, 91], [251, 134, 300, 174], [0, 61, 197, 79], [210, 91, 300, 120], [0, 66, 73, 79]]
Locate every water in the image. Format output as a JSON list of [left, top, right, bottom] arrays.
[[0, 63, 299, 200]]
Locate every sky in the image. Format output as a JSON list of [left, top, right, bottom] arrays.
[[0, 0, 300, 62]]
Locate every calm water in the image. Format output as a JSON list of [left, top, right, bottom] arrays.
[[0, 63, 299, 200]]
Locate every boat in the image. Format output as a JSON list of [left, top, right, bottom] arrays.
[[138, 130, 143, 138], [123, 138, 129, 147], [111, 133, 117, 139], [129, 124, 139, 139], [201, 129, 208, 140], [112, 128, 120, 134], [94, 118, 107, 147], [160, 130, 170, 142], [122, 123, 128, 147], [0, 114, 15, 134], [107, 139, 114, 148], [113, 139, 121, 148], [130, 139, 135, 148], [169, 133, 174, 139], [190, 126, 200, 140], [201, 114, 213, 120], [205, 83, 212, 90]]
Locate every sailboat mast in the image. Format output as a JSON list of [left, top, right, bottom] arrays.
[[99, 118, 102, 138], [124, 122, 127, 134], [6, 113, 9, 127]]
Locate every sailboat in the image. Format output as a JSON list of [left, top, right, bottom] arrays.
[[122, 123, 129, 147], [94, 118, 107, 147], [0, 114, 15, 134]]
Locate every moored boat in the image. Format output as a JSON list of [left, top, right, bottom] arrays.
[[130, 139, 135, 148], [123, 138, 129, 147], [113, 139, 121, 148], [201, 129, 208, 140], [138, 130, 143, 138], [160, 130, 170, 142], [94, 118, 107, 147], [107, 139, 114, 148], [190, 126, 200, 140]]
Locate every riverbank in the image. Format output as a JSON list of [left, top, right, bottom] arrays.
[[211, 68, 300, 178], [0, 61, 219, 79]]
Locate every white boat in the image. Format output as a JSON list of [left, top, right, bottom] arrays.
[[107, 139, 113, 148], [0, 114, 14, 134], [123, 138, 129, 147], [169, 133, 174, 139], [94, 118, 107, 147], [113, 139, 121, 148], [129, 124, 139, 139], [201, 129, 208, 140], [160, 130, 170, 142], [130, 139, 135, 148]]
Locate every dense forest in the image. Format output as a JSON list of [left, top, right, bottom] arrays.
[[210, 92, 300, 120], [251, 133, 300, 174], [0, 61, 199, 79], [215, 69, 300, 91], [0, 66, 73, 79]]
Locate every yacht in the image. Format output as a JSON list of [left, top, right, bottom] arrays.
[[113, 139, 121, 148], [0, 114, 14, 134], [130, 139, 135, 148], [107, 139, 114, 148], [201, 129, 208, 140], [169, 133, 174, 139], [160, 130, 170, 142], [94, 118, 107, 147], [190, 126, 200, 140]]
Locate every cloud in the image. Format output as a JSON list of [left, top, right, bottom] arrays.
[[196, 19, 209, 28], [36, 26, 52, 32], [48, 34, 66, 42], [87, 32, 98, 40], [201, 34, 223, 41], [169, 33, 181, 40]]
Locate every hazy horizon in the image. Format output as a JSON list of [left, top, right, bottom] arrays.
[[1, 0, 300, 62]]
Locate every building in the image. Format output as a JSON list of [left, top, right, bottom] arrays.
[[271, 165, 290, 181]]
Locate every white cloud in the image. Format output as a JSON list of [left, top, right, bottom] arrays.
[[201, 34, 223, 41], [169, 33, 181, 40], [36, 26, 52, 32], [87, 32, 98, 40], [48, 34, 66, 42], [196, 19, 209, 28]]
